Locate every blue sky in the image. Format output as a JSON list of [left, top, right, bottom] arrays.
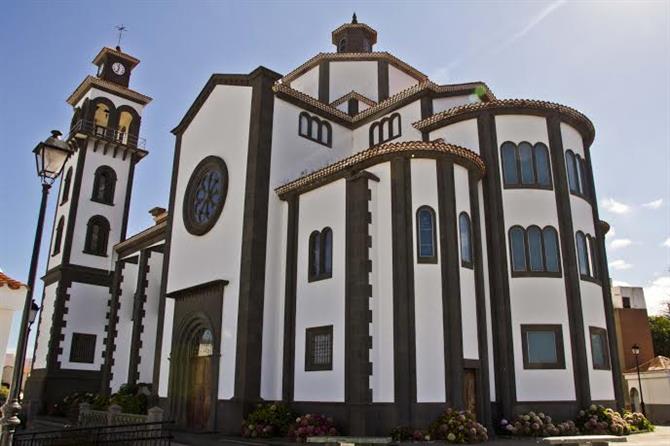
[[1, 0, 668, 355]]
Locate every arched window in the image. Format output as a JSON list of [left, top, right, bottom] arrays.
[[369, 122, 381, 146], [116, 110, 133, 144], [501, 141, 552, 188], [321, 227, 333, 277], [416, 206, 437, 263], [309, 231, 321, 280], [390, 113, 401, 138], [576, 231, 590, 277], [369, 114, 402, 147], [298, 112, 332, 147], [84, 215, 110, 256], [53, 216, 64, 256], [92, 166, 117, 204], [61, 167, 72, 205], [509, 226, 527, 272], [459, 212, 473, 268], [509, 225, 562, 276], [578, 155, 589, 198], [566, 150, 580, 194], [338, 38, 347, 52], [94, 103, 110, 136], [588, 235, 599, 279]]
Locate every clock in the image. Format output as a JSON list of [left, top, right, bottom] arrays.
[[183, 156, 229, 235], [112, 62, 126, 76]]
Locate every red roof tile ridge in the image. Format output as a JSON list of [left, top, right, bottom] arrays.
[[0, 272, 27, 290]]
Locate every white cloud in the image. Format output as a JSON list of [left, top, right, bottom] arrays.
[[612, 280, 631, 287], [606, 227, 616, 239], [644, 276, 670, 316], [609, 259, 633, 270], [609, 238, 633, 250], [642, 198, 663, 209], [662, 237, 670, 248], [601, 198, 632, 215]]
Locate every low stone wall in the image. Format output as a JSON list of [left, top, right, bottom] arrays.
[[78, 402, 163, 427]]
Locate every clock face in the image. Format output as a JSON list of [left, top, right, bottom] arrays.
[[183, 156, 229, 236], [112, 62, 126, 76]]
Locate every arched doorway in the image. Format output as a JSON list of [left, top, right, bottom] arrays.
[[187, 328, 214, 429], [630, 387, 640, 413]]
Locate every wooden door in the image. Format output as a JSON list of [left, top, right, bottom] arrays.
[[463, 369, 477, 414], [187, 356, 212, 430]]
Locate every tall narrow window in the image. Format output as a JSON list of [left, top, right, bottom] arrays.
[[321, 227, 333, 277], [459, 212, 473, 268], [588, 235, 600, 280], [576, 231, 590, 277], [61, 167, 72, 205], [338, 39, 347, 52], [566, 150, 580, 194], [589, 327, 610, 370], [308, 231, 321, 280], [320, 122, 332, 146], [117, 110, 133, 145], [578, 156, 589, 198], [93, 103, 110, 135], [92, 166, 117, 205], [519, 142, 536, 185], [542, 227, 560, 273], [416, 206, 437, 263], [527, 226, 544, 272], [501, 141, 552, 189], [84, 215, 110, 256], [53, 217, 64, 256], [390, 113, 401, 138], [534, 143, 551, 186], [501, 142, 519, 186], [299, 112, 310, 137], [510, 226, 527, 272]]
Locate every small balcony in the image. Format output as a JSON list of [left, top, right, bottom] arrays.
[[68, 119, 146, 149]]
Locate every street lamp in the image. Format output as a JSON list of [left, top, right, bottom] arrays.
[[0, 130, 72, 446], [631, 344, 647, 416]]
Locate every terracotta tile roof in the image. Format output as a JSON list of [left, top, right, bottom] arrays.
[[66, 75, 153, 106], [0, 272, 27, 290], [330, 91, 377, 108], [279, 52, 428, 85], [625, 356, 670, 373], [412, 98, 595, 142], [274, 80, 494, 125], [275, 140, 485, 197], [331, 23, 378, 42]]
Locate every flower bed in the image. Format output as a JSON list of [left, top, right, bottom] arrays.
[[288, 414, 339, 442], [500, 411, 578, 437], [241, 403, 296, 438], [428, 409, 488, 443]]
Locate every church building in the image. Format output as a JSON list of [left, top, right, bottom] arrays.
[[25, 16, 624, 435]]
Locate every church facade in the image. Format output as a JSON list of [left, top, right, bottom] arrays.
[[26, 17, 624, 435]]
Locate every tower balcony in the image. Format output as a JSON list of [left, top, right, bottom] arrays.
[[68, 119, 147, 150]]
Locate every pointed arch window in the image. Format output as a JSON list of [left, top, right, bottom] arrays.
[[52, 217, 65, 256], [459, 212, 473, 268], [501, 141, 552, 189], [61, 167, 73, 205], [416, 206, 437, 263], [84, 215, 110, 256], [308, 227, 333, 282], [92, 166, 117, 205], [509, 225, 562, 277]]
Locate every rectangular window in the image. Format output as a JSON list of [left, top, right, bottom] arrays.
[[589, 327, 611, 370], [69, 333, 96, 364], [521, 324, 565, 369], [305, 325, 333, 371], [622, 297, 631, 309]]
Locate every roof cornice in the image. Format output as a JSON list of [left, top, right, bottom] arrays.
[[275, 140, 485, 198], [66, 75, 153, 106], [92, 47, 140, 67], [330, 91, 377, 108]]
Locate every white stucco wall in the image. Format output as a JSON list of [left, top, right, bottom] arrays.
[[478, 183, 496, 401], [410, 158, 446, 403], [33, 283, 59, 369], [158, 297, 174, 398], [290, 65, 320, 99], [388, 65, 419, 97], [329, 61, 378, 103], [293, 180, 346, 402], [110, 259, 138, 391], [367, 162, 395, 402], [432, 95, 480, 115], [625, 372, 670, 405], [167, 84, 253, 399], [60, 282, 109, 370], [47, 149, 81, 270], [496, 114, 575, 401], [429, 119, 480, 154], [582, 281, 614, 400]]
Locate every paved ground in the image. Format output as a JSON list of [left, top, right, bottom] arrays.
[[172, 426, 670, 446]]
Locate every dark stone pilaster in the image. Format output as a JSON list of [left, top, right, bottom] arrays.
[[377, 60, 389, 102], [282, 196, 299, 402], [318, 61, 330, 103], [546, 114, 590, 407]]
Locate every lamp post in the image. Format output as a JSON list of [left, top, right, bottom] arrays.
[[631, 344, 646, 416], [0, 131, 72, 446]]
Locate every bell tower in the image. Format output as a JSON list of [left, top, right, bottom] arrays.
[[25, 45, 152, 410], [332, 13, 378, 53]]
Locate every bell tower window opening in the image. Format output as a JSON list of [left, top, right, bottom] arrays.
[[84, 215, 110, 256], [338, 38, 347, 52], [94, 103, 110, 136], [117, 111, 133, 144], [92, 166, 117, 205]]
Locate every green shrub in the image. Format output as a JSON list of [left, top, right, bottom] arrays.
[[428, 408, 488, 443], [500, 411, 578, 437], [241, 402, 296, 438], [575, 405, 630, 436], [390, 425, 427, 442], [623, 411, 654, 432], [0, 386, 9, 403]]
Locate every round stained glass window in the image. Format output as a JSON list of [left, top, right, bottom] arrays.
[[183, 156, 228, 236]]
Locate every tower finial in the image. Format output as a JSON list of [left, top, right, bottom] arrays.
[[114, 24, 127, 50], [352, 13, 357, 24]]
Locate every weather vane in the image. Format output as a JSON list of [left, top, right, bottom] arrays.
[[115, 24, 127, 48]]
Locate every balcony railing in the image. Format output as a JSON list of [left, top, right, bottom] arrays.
[[69, 119, 146, 149]]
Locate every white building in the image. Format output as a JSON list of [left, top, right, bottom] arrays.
[[26, 16, 624, 435], [1, 271, 27, 387], [624, 356, 670, 424]]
